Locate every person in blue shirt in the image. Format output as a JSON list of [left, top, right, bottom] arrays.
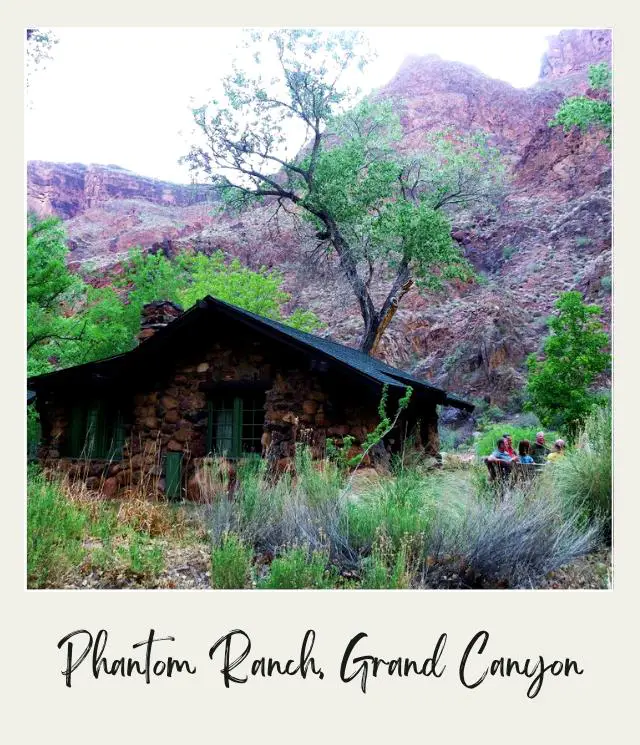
[[518, 440, 535, 464], [488, 438, 516, 463]]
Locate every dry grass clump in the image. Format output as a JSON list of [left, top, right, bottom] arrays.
[[188, 455, 237, 502], [116, 499, 177, 538]]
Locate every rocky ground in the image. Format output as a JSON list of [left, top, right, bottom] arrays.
[[57, 542, 611, 590]]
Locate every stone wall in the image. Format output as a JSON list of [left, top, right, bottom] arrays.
[[37, 327, 436, 500]]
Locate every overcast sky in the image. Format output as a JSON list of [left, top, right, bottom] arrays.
[[25, 27, 563, 184]]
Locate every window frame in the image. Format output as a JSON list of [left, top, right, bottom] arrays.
[[67, 399, 125, 460], [206, 393, 264, 458]]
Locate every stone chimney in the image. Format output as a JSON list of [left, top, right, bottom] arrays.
[[137, 300, 183, 343]]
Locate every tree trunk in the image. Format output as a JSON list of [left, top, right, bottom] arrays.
[[317, 213, 414, 358], [360, 263, 413, 356]]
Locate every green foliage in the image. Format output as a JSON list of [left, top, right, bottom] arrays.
[[550, 63, 612, 147], [600, 275, 612, 294], [27, 215, 133, 375], [327, 385, 412, 469], [27, 467, 87, 587], [526, 292, 610, 436], [118, 532, 165, 577], [588, 62, 612, 92], [258, 547, 337, 589], [345, 469, 436, 553], [184, 30, 507, 351], [502, 245, 516, 260], [360, 542, 411, 589], [116, 248, 323, 334], [552, 403, 611, 538], [27, 215, 322, 379], [27, 216, 82, 374], [210, 533, 254, 588], [27, 405, 41, 459], [26, 469, 181, 587], [415, 128, 508, 214], [575, 236, 591, 248]]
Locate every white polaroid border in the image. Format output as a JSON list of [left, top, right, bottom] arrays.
[[2, 2, 638, 743]]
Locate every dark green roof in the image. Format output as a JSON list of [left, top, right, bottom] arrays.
[[28, 295, 473, 411]]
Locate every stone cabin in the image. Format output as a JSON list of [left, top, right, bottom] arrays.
[[28, 297, 473, 499]]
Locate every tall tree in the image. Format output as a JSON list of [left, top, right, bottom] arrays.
[[526, 291, 610, 436], [183, 29, 506, 354], [27, 215, 131, 375]]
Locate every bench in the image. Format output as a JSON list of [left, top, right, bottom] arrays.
[[483, 458, 545, 493]]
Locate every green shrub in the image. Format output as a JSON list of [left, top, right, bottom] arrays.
[[526, 291, 610, 436], [600, 275, 612, 294], [345, 470, 436, 553], [27, 469, 87, 587], [258, 547, 336, 589], [552, 403, 611, 539], [210, 533, 254, 588], [360, 540, 412, 589], [502, 245, 516, 260], [475, 404, 506, 428], [118, 532, 165, 578], [444, 488, 600, 587], [575, 236, 591, 247], [360, 553, 389, 588]]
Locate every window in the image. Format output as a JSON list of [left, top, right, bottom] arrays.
[[67, 400, 125, 460], [207, 395, 264, 457]]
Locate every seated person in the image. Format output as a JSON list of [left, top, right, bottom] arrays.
[[530, 432, 550, 463], [547, 439, 567, 462], [488, 438, 517, 463], [502, 433, 516, 458], [518, 440, 534, 464]]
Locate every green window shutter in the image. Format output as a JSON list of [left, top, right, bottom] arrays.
[[70, 405, 85, 457], [207, 400, 214, 455], [85, 405, 99, 459], [96, 400, 109, 458], [110, 410, 125, 461], [165, 452, 183, 500], [232, 397, 242, 457]]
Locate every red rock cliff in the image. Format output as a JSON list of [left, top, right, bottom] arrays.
[[27, 161, 215, 220]]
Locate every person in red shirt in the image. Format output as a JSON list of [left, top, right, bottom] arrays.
[[502, 433, 516, 458]]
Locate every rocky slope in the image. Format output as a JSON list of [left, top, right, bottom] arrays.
[[26, 29, 612, 407]]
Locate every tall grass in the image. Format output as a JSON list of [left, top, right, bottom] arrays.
[[196, 447, 603, 588], [210, 533, 254, 589], [344, 469, 437, 554], [427, 488, 601, 587], [203, 449, 352, 562], [257, 547, 337, 589], [27, 467, 179, 587], [552, 404, 612, 539], [29, 434, 609, 589], [27, 467, 87, 587]]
